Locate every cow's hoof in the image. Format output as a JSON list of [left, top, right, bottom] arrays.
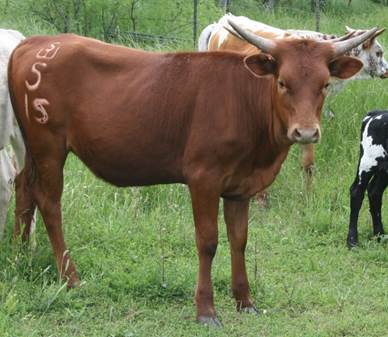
[[66, 275, 81, 289], [304, 165, 315, 178], [374, 233, 387, 243], [256, 192, 269, 208], [239, 306, 259, 315], [197, 315, 222, 327], [347, 236, 358, 249]]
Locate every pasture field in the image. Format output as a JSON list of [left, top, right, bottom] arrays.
[[1, 1, 388, 336]]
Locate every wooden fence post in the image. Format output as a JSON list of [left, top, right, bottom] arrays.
[[193, 0, 198, 48], [315, 0, 321, 32]]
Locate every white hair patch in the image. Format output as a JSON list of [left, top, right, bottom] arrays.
[[358, 115, 386, 180]]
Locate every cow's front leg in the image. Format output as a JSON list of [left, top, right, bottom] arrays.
[[189, 182, 221, 326], [367, 172, 388, 239], [348, 172, 373, 247], [224, 198, 257, 314]]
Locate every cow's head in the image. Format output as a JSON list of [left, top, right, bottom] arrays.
[[345, 26, 387, 79], [228, 20, 378, 144]]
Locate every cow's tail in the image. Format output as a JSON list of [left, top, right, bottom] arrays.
[[7, 44, 36, 185], [198, 23, 216, 51]]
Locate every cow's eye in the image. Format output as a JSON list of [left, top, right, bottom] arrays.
[[376, 51, 383, 58], [278, 80, 286, 89], [322, 83, 330, 94]]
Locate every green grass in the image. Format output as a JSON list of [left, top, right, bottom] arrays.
[[1, 1, 388, 336]]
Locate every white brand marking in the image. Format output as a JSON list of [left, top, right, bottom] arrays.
[[25, 62, 47, 91], [24, 42, 61, 124]]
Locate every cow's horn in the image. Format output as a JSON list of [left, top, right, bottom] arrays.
[[223, 26, 244, 41], [227, 19, 276, 54], [331, 27, 379, 56], [329, 31, 355, 43]]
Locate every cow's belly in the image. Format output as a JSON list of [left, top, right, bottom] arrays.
[[69, 131, 184, 187]]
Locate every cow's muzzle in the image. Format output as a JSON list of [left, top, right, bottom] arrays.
[[380, 71, 388, 79], [289, 127, 320, 144]]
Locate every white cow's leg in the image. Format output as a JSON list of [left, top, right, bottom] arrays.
[[0, 150, 16, 239], [9, 115, 25, 172]]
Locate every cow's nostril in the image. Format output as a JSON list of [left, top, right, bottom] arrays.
[[294, 128, 301, 138], [313, 129, 320, 138]]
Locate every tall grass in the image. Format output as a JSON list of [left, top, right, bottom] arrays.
[[0, 0, 388, 336]]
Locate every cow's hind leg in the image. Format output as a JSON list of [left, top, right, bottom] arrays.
[[13, 167, 36, 242], [300, 144, 315, 188], [224, 198, 257, 314], [367, 171, 388, 239], [27, 146, 79, 287], [0, 151, 14, 239], [189, 180, 221, 326], [348, 172, 373, 247]]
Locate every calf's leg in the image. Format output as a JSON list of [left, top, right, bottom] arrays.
[[367, 171, 388, 238], [189, 182, 221, 326], [224, 198, 257, 314], [348, 172, 373, 247]]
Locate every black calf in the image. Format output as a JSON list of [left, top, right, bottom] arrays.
[[348, 110, 388, 247]]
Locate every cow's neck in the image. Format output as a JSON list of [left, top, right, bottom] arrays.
[[250, 78, 291, 166], [268, 80, 292, 151]]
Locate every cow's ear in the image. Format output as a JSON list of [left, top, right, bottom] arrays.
[[329, 56, 363, 79], [243, 53, 277, 78]]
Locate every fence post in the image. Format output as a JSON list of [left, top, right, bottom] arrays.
[[193, 0, 198, 48], [315, 0, 321, 32], [219, 0, 231, 13]]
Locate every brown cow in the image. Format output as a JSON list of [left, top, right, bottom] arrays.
[[8, 21, 377, 325]]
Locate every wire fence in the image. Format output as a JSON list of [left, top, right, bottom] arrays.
[[112, 0, 324, 48], [1, 0, 357, 47], [114, 0, 341, 48]]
